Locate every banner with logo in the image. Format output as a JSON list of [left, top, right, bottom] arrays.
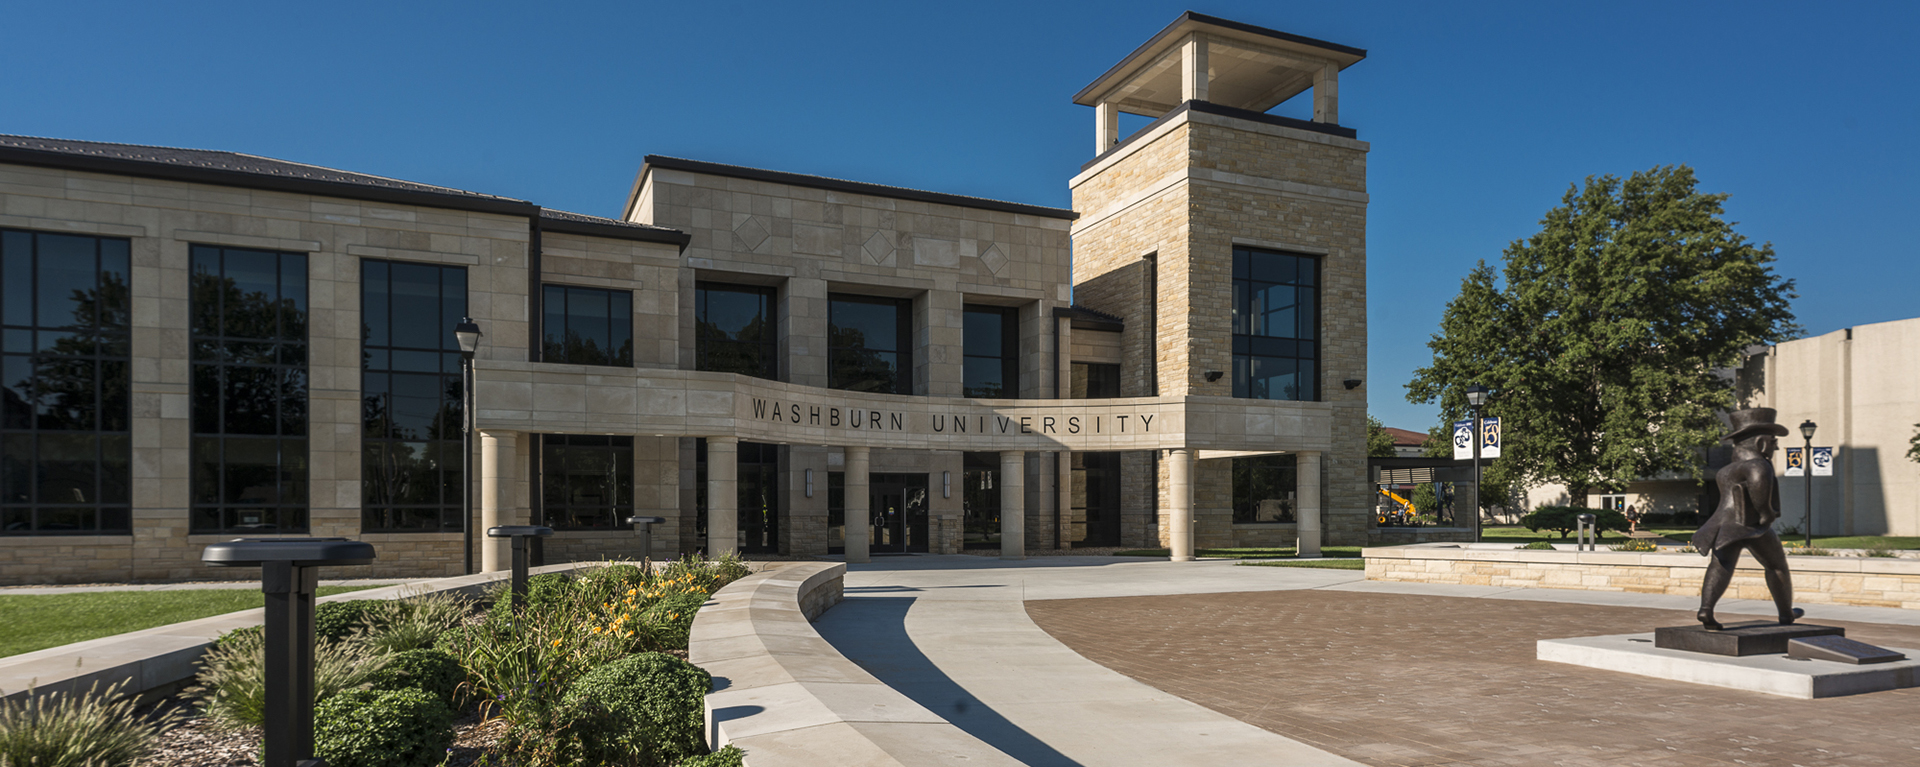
[[1481, 416, 1501, 458], [1452, 420, 1474, 460], [1784, 447, 1804, 477], [1811, 446, 1834, 476]]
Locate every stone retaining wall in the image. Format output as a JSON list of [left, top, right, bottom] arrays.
[[1364, 544, 1920, 610]]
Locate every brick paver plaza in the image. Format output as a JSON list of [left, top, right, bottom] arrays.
[[1027, 590, 1920, 766]]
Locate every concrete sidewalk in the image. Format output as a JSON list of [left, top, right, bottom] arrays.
[[813, 554, 1920, 767]]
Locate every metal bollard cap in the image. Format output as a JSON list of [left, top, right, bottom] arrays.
[[202, 538, 376, 567], [486, 525, 555, 538], [626, 516, 667, 527]]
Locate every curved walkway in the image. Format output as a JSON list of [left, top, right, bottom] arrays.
[[814, 554, 1920, 767]]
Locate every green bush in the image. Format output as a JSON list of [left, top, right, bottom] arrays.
[[640, 591, 709, 652], [486, 573, 578, 625], [315, 600, 386, 642], [314, 688, 454, 767], [366, 648, 465, 709], [365, 591, 473, 654], [676, 745, 746, 767], [1520, 506, 1627, 539], [1519, 540, 1557, 550], [0, 682, 180, 767], [212, 625, 262, 652], [559, 653, 711, 767], [1610, 538, 1658, 552], [189, 630, 389, 729], [583, 563, 648, 600]]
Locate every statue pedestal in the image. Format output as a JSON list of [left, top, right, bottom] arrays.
[[1538, 633, 1920, 698], [1653, 621, 1844, 656]]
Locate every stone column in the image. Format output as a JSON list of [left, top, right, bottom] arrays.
[[480, 430, 517, 572], [1297, 451, 1322, 558], [1181, 34, 1209, 103], [1095, 101, 1119, 153], [845, 447, 870, 564], [707, 437, 738, 557], [1001, 451, 1025, 560], [1167, 447, 1194, 562], [1312, 61, 1339, 124]]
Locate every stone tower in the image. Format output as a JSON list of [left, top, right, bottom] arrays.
[[1068, 13, 1372, 547]]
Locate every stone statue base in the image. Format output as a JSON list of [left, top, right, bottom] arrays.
[[1654, 622, 1844, 656]]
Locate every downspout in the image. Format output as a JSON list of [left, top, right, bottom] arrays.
[[1054, 310, 1064, 551], [526, 210, 545, 565]]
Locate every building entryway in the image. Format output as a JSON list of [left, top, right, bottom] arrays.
[[1070, 452, 1122, 547], [868, 473, 929, 554]]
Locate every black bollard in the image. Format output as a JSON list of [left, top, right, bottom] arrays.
[[486, 526, 554, 611], [626, 516, 666, 562], [203, 538, 375, 767]]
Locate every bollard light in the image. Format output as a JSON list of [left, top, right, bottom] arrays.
[[487, 526, 553, 611], [626, 516, 666, 563], [203, 538, 375, 767]]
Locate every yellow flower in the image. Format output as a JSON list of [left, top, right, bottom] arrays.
[[592, 626, 603, 634], [668, 613, 679, 620], [551, 639, 562, 647]]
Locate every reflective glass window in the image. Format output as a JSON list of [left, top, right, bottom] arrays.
[[542, 284, 633, 367], [1070, 362, 1122, 399], [1232, 453, 1298, 523], [829, 294, 911, 395], [963, 305, 1019, 398], [361, 259, 467, 533], [1231, 248, 1318, 401], [0, 229, 131, 535], [540, 434, 633, 530], [189, 246, 309, 533], [695, 282, 776, 380]]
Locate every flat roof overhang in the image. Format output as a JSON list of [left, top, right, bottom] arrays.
[[1074, 12, 1366, 116]]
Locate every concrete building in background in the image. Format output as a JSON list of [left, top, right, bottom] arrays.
[[0, 13, 1386, 583]]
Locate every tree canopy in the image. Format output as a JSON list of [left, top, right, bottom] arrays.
[[1366, 416, 1397, 458], [1406, 165, 1797, 504]]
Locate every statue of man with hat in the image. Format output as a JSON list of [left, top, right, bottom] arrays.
[[1693, 407, 1802, 630]]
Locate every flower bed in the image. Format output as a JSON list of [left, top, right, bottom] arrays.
[[2, 555, 755, 767]]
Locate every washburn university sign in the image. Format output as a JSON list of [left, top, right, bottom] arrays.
[[751, 397, 1159, 437]]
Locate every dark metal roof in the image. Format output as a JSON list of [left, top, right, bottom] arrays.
[[1053, 304, 1125, 331], [635, 156, 1077, 221], [0, 134, 690, 247]]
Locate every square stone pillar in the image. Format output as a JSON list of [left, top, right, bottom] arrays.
[[1095, 101, 1119, 153], [1297, 451, 1322, 557], [1312, 62, 1339, 124], [480, 430, 518, 573], [1000, 451, 1026, 560], [1181, 34, 1209, 103], [707, 437, 738, 557], [782, 445, 830, 557], [845, 447, 870, 564], [930, 451, 964, 554], [1167, 447, 1195, 561]]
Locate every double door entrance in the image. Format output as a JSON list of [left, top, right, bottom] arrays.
[[867, 473, 929, 554]]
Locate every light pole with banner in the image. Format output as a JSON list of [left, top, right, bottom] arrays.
[[1464, 384, 1492, 542], [1799, 419, 1816, 548], [455, 317, 483, 575]]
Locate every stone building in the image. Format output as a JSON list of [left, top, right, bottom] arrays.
[[0, 12, 1379, 583]]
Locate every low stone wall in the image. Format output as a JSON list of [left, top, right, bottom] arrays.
[[689, 562, 1020, 766], [1365, 543, 1920, 610]]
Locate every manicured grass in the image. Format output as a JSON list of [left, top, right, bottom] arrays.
[[1113, 546, 1363, 559], [0, 585, 382, 658], [1479, 525, 1698, 544], [1806, 536, 1920, 551], [1239, 559, 1366, 570]]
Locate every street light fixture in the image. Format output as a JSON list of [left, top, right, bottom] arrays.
[[1799, 419, 1816, 549], [455, 317, 483, 575], [1464, 385, 1492, 542]]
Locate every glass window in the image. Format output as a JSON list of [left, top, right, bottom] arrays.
[[1070, 451, 1122, 546], [543, 284, 633, 367], [0, 230, 131, 535], [961, 452, 1000, 549], [1232, 453, 1298, 524], [1231, 248, 1318, 401], [1070, 362, 1122, 399], [695, 282, 777, 380], [829, 294, 911, 394], [963, 305, 1019, 398], [361, 260, 468, 533], [189, 245, 309, 533], [540, 434, 633, 530], [694, 440, 781, 554]]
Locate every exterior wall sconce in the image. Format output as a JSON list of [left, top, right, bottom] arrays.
[[943, 471, 952, 498], [1343, 378, 1363, 390], [1204, 371, 1224, 382], [805, 469, 814, 498]]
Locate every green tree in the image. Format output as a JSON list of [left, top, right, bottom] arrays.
[[1909, 424, 1919, 464], [1406, 166, 1797, 505], [1366, 416, 1396, 458]]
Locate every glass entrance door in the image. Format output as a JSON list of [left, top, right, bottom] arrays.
[[868, 473, 929, 553]]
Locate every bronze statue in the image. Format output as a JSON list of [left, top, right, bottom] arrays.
[[1693, 407, 1801, 630]]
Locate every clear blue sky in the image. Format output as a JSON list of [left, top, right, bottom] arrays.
[[6, 1, 1915, 431]]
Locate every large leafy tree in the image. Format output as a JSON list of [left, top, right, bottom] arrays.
[[1366, 416, 1397, 458], [1406, 165, 1797, 505]]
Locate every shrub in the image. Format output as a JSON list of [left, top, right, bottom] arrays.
[[0, 682, 180, 767], [677, 745, 746, 767], [486, 573, 578, 626], [316, 600, 386, 643], [1519, 540, 1557, 550], [559, 653, 711, 767], [366, 648, 465, 708], [365, 591, 473, 654], [1610, 538, 1658, 552], [189, 629, 390, 729], [583, 563, 647, 600], [212, 625, 262, 652], [1520, 506, 1627, 539], [314, 688, 454, 767]]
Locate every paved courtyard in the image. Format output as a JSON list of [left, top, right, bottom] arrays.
[[817, 556, 1920, 767]]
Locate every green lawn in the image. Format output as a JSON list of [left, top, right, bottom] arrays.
[[1113, 546, 1363, 559], [0, 585, 383, 658], [1803, 536, 1920, 551], [1239, 559, 1366, 570]]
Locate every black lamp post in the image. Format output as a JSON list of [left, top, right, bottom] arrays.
[[1799, 419, 1816, 549], [1464, 384, 1492, 542], [487, 525, 553, 611], [455, 317, 482, 575]]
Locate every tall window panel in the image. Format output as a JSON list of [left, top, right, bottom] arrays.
[[1070, 362, 1122, 399], [542, 284, 633, 367], [962, 305, 1018, 398], [694, 282, 777, 380], [540, 434, 633, 529], [0, 230, 131, 535], [190, 245, 309, 533], [828, 294, 911, 395], [1231, 248, 1318, 402], [1232, 453, 1298, 524], [361, 260, 467, 533]]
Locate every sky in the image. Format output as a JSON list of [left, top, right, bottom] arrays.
[[5, 0, 1916, 431]]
